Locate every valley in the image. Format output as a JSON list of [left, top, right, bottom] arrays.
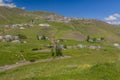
[[0, 6, 120, 80]]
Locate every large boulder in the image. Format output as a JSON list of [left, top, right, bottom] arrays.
[[4, 35, 13, 42]]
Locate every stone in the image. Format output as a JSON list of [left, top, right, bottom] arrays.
[[11, 40, 21, 44], [39, 23, 50, 27], [4, 35, 13, 42], [77, 44, 85, 48], [113, 43, 119, 47], [0, 36, 3, 41], [20, 27, 25, 30]]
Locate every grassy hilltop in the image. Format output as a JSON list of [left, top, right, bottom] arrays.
[[0, 7, 120, 80]]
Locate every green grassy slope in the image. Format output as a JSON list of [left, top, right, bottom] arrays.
[[0, 6, 120, 80], [0, 6, 119, 68], [0, 6, 30, 24], [0, 6, 61, 24], [0, 7, 120, 65], [0, 49, 120, 80], [70, 20, 120, 42]]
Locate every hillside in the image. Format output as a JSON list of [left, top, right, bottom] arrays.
[[0, 6, 63, 24], [0, 6, 119, 64], [0, 7, 120, 80], [0, 6, 28, 24]]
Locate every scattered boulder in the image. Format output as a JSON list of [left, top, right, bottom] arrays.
[[0, 35, 21, 43], [66, 44, 102, 50], [39, 23, 50, 27], [0, 36, 3, 41], [23, 41, 27, 43], [88, 46, 101, 50], [11, 40, 21, 44], [10, 24, 19, 28], [113, 43, 119, 47], [20, 27, 25, 30], [4, 35, 13, 42], [77, 44, 86, 48], [88, 46, 96, 49], [113, 43, 120, 49]]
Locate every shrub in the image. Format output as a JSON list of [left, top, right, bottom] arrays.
[[101, 37, 104, 41], [32, 48, 39, 51], [18, 34, 27, 39], [86, 35, 90, 42], [29, 59, 35, 62], [92, 38, 97, 42], [64, 45, 67, 49]]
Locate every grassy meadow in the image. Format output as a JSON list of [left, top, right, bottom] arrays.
[[0, 47, 120, 80], [0, 7, 120, 80]]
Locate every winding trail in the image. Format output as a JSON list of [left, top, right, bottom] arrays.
[[0, 56, 71, 72]]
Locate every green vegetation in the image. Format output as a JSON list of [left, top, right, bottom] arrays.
[[0, 6, 120, 80], [0, 49, 120, 80], [18, 34, 27, 40]]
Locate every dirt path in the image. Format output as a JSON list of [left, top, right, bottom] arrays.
[[0, 56, 71, 72]]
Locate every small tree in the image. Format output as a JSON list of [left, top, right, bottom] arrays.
[[56, 44, 63, 56], [86, 35, 90, 42], [101, 37, 104, 41], [51, 38, 63, 57], [92, 38, 97, 42], [51, 47, 55, 56]]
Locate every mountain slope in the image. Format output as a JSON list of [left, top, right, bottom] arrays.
[[0, 6, 120, 42], [0, 6, 120, 66], [69, 19, 120, 42], [0, 6, 120, 80], [0, 6, 63, 24], [0, 6, 29, 24]]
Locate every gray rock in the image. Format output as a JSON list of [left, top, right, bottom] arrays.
[[0, 36, 3, 41], [88, 46, 96, 49], [4, 35, 13, 42], [11, 40, 21, 44], [77, 44, 85, 48]]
